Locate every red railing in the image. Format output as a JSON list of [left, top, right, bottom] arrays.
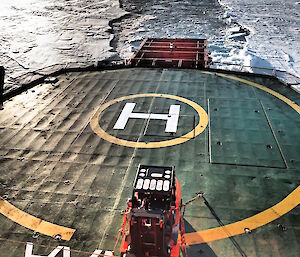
[[128, 38, 211, 69]]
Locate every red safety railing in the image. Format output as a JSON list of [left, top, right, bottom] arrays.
[[128, 38, 211, 69]]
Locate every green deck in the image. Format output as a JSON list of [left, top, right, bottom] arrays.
[[0, 68, 299, 256]]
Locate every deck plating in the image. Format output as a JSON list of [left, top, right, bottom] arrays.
[[0, 68, 299, 257]]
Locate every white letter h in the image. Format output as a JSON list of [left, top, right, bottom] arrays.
[[113, 103, 180, 133]]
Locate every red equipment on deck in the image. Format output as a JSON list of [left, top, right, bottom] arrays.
[[119, 165, 185, 257], [128, 38, 211, 69]]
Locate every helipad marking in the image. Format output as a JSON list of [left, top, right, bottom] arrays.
[[113, 102, 180, 133], [184, 186, 300, 245], [184, 73, 300, 245], [1, 73, 298, 245], [90, 94, 208, 148], [0, 196, 75, 241]]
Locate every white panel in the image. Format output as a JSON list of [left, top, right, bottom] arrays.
[[150, 179, 156, 190], [151, 172, 163, 178], [136, 178, 144, 189], [90, 250, 103, 257], [169, 105, 181, 115], [113, 103, 136, 130], [130, 113, 150, 119], [143, 179, 150, 190], [104, 251, 114, 257], [163, 180, 170, 191], [156, 180, 163, 191], [149, 113, 168, 120], [165, 105, 180, 133], [25, 243, 112, 257], [25, 243, 70, 257], [114, 103, 180, 133]]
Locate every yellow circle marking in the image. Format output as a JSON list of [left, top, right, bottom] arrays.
[[184, 73, 300, 245], [184, 186, 300, 245], [0, 196, 75, 241], [90, 94, 208, 148], [217, 73, 300, 115]]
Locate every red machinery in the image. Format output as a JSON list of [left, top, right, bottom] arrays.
[[119, 165, 185, 257]]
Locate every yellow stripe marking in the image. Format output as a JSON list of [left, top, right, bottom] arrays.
[[185, 186, 300, 245], [90, 94, 208, 148], [0, 197, 75, 241], [184, 73, 300, 245], [216, 73, 300, 115]]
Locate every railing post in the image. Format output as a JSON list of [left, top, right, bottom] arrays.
[[0, 66, 4, 109]]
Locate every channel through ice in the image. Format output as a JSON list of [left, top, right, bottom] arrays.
[[0, 0, 299, 94]]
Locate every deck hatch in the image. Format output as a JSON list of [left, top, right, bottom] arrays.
[[209, 98, 286, 168]]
